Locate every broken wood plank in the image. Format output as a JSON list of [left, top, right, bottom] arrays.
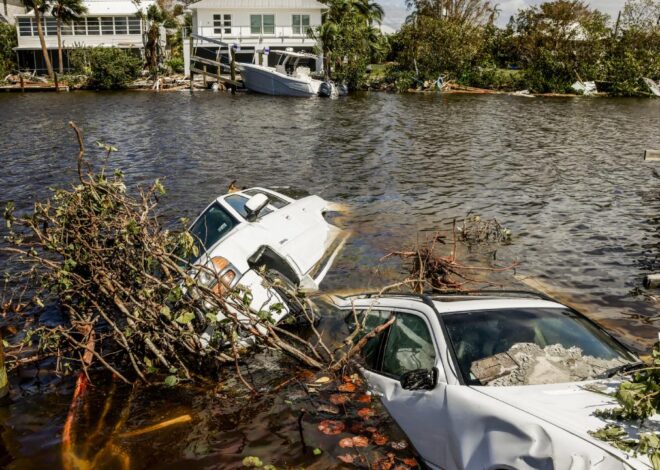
[[644, 149, 660, 161]]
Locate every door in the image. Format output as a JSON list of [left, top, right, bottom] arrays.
[[359, 310, 449, 469]]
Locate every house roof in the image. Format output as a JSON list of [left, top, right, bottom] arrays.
[[19, 0, 154, 17], [189, 0, 325, 10]]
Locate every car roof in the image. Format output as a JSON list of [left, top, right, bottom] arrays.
[[432, 297, 566, 314]]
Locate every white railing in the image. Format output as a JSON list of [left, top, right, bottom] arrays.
[[186, 25, 319, 41]]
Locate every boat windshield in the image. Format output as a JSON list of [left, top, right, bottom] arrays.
[[189, 202, 238, 260], [442, 308, 637, 386]]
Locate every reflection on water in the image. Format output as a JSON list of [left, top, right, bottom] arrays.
[[0, 91, 658, 468]]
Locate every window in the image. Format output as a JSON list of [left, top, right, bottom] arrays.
[[73, 19, 87, 35], [250, 14, 274, 35], [45, 17, 57, 35], [100, 16, 114, 35], [381, 313, 436, 378], [61, 21, 73, 35], [128, 17, 141, 34], [18, 18, 32, 36], [87, 17, 100, 35], [114, 16, 127, 34], [213, 14, 231, 34], [355, 310, 392, 370], [189, 202, 238, 260], [243, 189, 290, 209], [292, 14, 310, 35], [443, 308, 638, 385]]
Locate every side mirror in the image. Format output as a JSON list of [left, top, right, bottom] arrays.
[[400, 368, 437, 391], [245, 193, 269, 220]]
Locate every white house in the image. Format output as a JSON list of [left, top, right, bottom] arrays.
[[184, 0, 325, 76], [14, 0, 153, 73], [1, 0, 26, 25]]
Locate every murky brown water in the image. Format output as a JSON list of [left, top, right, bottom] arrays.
[[0, 91, 658, 468]]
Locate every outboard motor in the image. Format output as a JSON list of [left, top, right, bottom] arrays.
[[318, 81, 334, 98]]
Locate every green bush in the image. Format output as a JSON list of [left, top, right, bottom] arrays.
[[0, 23, 17, 80], [70, 47, 142, 89], [166, 57, 184, 74]]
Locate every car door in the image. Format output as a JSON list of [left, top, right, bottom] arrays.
[[358, 307, 450, 469]]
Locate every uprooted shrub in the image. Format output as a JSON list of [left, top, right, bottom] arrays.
[[2, 124, 336, 383], [0, 123, 372, 387]]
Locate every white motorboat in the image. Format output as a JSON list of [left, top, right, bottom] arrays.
[[238, 50, 324, 97]]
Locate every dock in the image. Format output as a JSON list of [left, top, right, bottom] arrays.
[[0, 83, 69, 92], [189, 33, 244, 90]]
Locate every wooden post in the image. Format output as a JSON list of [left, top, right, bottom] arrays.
[[19, 74, 24, 92], [54, 72, 59, 91], [645, 274, 660, 289], [644, 149, 660, 161], [229, 46, 236, 86], [0, 333, 7, 401], [189, 35, 194, 91], [203, 65, 207, 87]]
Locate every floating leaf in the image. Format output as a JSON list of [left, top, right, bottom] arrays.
[[338, 383, 357, 393], [352, 435, 369, 447], [330, 394, 350, 405], [313, 448, 322, 456], [318, 404, 340, 415], [339, 437, 354, 448], [357, 407, 375, 419], [315, 376, 331, 384], [337, 454, 356, 464], [318, 419, 346, 435], [356, 394, 372, 404], [390, 440, 408, 450], [372, 432, 389, 446]]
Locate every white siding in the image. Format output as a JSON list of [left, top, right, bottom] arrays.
[[193, 8, 321, 48]]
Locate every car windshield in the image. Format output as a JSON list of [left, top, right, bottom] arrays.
[[443, 308, 637, 386], [189, 202, 238, 259]]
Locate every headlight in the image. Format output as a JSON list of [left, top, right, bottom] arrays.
[[193, 256, 238, 298]]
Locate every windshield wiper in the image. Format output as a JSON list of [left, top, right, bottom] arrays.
[[597, 361, 645, 379]]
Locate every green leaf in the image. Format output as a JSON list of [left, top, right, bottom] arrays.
[[176, 310, 195, 325], [241, 456, 263, 467], [313, 448, 322, 456], [164, 375, 178, 387], [160, 305, 171, 319]]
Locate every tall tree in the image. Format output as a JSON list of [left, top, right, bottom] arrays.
[[405, 0, 495, 24], [24, 0, 54, 79], [51, 0, 87, 74]]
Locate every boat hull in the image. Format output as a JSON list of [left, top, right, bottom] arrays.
[[239, 64, 320, 97]]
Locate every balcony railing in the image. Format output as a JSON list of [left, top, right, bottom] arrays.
[[185, 25, 319, 42]]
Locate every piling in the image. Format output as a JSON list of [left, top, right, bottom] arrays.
[[0, 333, 7, 401], [189, 36, 194, 91], [644, 274, 660, 289], [54, 73, 59, 91], [230, 48, 236, 93], [203, 65, 207, 87], [19, 74, 24, 92]]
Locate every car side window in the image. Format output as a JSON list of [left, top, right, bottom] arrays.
[[381, 313, 436, 379], [352, 309, 391, 370]]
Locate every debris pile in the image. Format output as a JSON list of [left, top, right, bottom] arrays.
[[477, 343, 629, 386]]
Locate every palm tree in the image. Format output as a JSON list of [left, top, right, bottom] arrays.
[[51, 0, 87, 74], [23, 0, 54, 80]]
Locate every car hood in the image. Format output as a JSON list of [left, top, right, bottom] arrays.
[[472, 380, 654, 467]]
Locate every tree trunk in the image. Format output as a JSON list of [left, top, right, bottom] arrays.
[[57, 16, 64, 75], [34, 9, 55, 80]]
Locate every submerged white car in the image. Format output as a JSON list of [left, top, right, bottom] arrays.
[[189, 187, 347, 322], [331, 291, 653, 470]]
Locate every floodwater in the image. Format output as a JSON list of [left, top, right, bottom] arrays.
[[0, 91, 658, 468]]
